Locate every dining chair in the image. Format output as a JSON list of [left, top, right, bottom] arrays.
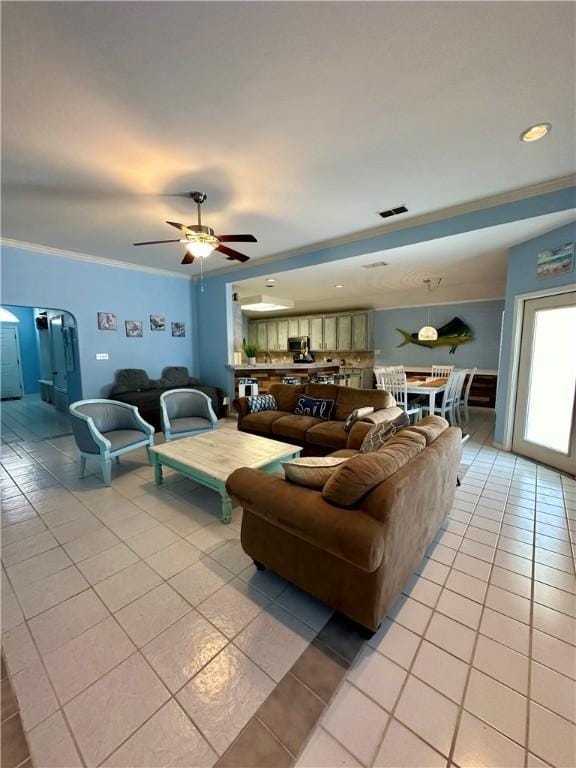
[[69, 399, 155, 486], [422, 371, 461, 423], [431, 365, 455, 378], [459, 367, 477, 421], [378, 372, 422, 423], [160, 388, 218, 441]]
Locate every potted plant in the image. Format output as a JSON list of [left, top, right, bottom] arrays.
[[242, 342, 259, 365]]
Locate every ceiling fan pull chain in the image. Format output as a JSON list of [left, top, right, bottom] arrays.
[[200, 254, 205, 293]]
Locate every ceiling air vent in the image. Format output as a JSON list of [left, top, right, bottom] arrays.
[[379, 204, 408, 219], [362, 261, 389, 270]]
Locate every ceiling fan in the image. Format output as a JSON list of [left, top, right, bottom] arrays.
[[133, 191, 257, 264]]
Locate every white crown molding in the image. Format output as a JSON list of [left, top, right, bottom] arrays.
[[373, 296, 506, 311], [210, 175, 576, 279], [0, 238, 192, 281]]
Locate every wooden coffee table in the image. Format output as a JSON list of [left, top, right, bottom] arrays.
[[150, 430, 301, 524]]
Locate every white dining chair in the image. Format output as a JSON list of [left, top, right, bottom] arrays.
[[431, 365, 455, 378], [422, 370, 461, 423], [379, 372, 422, 423], [451, 370, 468, 424], [459, 367, 477, 421]]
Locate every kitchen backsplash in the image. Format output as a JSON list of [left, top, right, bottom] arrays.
[[256, 350, 375, 369]]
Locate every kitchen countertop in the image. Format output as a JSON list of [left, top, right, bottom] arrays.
[[227, 362, 341, 371]]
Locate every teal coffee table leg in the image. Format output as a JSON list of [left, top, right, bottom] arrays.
[[153, 456, 163, 486], [218, 484, 233, 525]]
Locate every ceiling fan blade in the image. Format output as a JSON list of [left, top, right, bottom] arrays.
[[216, 244, 250, 263], [217, 234, 258, 243], [133, 239, 181, 246], [166, 221, 193, 234], [181, 252, 195, 265]]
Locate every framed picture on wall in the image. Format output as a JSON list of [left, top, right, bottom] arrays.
[[537, 242, 574, 279], [125, 320, 143, 338], [97, 312, 117, 331], [171, 321, 185, 337], [150, 314, 166, 331]]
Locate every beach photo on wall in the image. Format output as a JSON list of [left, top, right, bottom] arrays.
[[125, 320, 143, 337], [172, 322, 185, 337], [97, 312, 117, 331], [150, 314, 166, 331], [537, 242, 574, 279]]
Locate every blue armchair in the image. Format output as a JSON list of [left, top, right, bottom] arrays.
[[69, 399, 155, 486], [160, 388, 218, 441]]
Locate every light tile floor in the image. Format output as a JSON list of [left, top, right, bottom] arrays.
[[2, 409, 575, 768], [298, 411, 576, 768]]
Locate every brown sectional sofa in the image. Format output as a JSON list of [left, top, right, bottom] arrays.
[[234, 383, 403, 455], [227, 416, 462, 632]]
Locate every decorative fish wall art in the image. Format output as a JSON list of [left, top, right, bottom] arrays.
[[396, 317, 474, 354]]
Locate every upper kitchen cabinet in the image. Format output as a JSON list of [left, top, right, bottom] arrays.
[[266, 321, 279, 351], [247, 322, 258, 347], [336, 315, 352, 350], [309, 316, 324, 350], [352, 312, 369, 350], [256, 321, 268, 350], [246, 310, 372, 351], [277, 319, 289, 351], [323, 316, 338, 350], [298, 317, 310, 336], [288, 318, 299, 337]]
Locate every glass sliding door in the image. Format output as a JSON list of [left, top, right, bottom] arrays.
[[512, 291, 576, 474]]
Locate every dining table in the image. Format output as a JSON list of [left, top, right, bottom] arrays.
[[406, 376, 448, 415]]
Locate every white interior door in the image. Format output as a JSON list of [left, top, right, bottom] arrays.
[[0, 326, 24, 399], [512, 291, 576, 474]]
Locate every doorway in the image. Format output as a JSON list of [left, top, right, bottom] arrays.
[[0, 323, 24, 399], [512, 290, 576, 474]]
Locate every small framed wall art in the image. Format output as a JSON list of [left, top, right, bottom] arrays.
[[172, 322, 185, 337], [97, 312, 117, 331], [125, 320, 143, 338], [150, 314, 166, 331]]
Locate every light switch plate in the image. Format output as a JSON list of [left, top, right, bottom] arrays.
[[96, 353, 109, 360]]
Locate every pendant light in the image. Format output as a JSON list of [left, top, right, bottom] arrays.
[[418, 278, 441, 341]]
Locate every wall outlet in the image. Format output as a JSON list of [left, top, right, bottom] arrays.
[[96, 353, 109, 360]]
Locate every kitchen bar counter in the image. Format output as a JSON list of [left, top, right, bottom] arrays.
[[227, 363, 341, 371]]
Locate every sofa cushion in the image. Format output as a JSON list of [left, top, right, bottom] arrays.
[[294, 395, 335, 421], [103, 429, 148, 451], [334, 386, 396, 421], [359, 412, 410, 454], [272, 414, 323, 441], [307, 420, 350, 451], [170, 417, 213, 434], [323, 430, 427, 507], [406, 416, 449, 445], [344, 406, 374, 432], [241, 410, 292, 435], [246, 394, 278, 413], [111, 369, 152, 394], [283, 456, 348, 489], [304, 383, 340, 402], [268, 384, 306, 412], [161, 366, 191, 386]]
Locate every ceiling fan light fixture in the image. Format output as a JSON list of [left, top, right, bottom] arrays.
[[185, 239, 217, 258]]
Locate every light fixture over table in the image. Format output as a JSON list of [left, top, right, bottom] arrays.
[[418, 278, 442, 341]]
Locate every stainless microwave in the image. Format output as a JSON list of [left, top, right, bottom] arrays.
[[288, 336, 310, 352]]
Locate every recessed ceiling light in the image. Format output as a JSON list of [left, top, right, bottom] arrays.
[[334, 284, 344, 288], [520, 123, 552, 142]]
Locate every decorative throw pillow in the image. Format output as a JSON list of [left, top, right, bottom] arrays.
[[283, 456, 349, 489], [344, 406, 375, 432], [246, 394, 278, 413], [294, 395, 335, 421], [359, 412, 410, 453]]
